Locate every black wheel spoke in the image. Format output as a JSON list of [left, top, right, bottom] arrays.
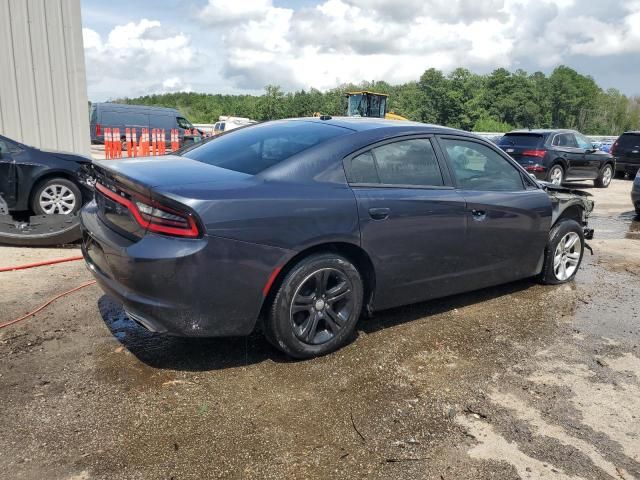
[[314, 270, 330, 296], [324, 307, 344, 333], [326, 282, 350, 304], [292, 293, 314, 313], [301, 312, 320, 343]]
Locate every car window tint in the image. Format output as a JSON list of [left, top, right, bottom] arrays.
[[553, 133, 578, 148], [371, 139, 443, 186], [183, 121, 350, 175], [350, 151, 380, 183], [441, 138, 524, 192], [574, 133, 592, 149], [177, 117, 192, 129], [0, 140, 8, 155], [618, 133, 640, 148]]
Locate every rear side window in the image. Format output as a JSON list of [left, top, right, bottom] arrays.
[[183, 121, 351, 175], [499, 134, 544, 148], [441, 138, 524, 192], [552, 133, 578, 148], [348, 139, 444, 186]]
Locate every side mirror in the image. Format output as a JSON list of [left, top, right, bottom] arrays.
[[585, 148, 597, 154]]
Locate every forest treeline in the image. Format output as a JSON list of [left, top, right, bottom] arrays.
[[116, 66, 640, 135]]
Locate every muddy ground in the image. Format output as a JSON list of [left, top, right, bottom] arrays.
[[0, 179, 638, 480]]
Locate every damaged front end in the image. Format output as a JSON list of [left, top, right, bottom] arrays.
[[0, 164, 95, 247], [540, 182, 595, 240]]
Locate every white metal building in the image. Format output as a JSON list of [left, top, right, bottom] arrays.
[[0, 0, 90, 155]]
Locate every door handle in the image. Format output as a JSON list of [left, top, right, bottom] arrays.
[[368, 207, 390, 220], [471, 209, 487, 221]]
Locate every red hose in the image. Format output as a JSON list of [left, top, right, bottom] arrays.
[[0, 280, 97, 329], [0, 255, 84, 272]]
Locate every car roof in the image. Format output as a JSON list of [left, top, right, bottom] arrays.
[[287, 117, 470, 135], [506, 129, 576, 135]]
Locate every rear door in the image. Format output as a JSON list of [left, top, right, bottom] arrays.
[[345, 136, 468, 310], [437, 136, 552, 288], [551, 133, 587, 179]]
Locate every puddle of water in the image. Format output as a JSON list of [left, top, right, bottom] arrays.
[[589, 212, 639, 240]]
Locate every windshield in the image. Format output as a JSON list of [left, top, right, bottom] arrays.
[[347, 94, 387, 118], [499, 134, 544, 148], [182, 121, 351, 175]]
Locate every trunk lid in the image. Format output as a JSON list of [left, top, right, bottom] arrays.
[[92, 156, 251, 240]]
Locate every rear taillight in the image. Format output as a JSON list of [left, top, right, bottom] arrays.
[[96, 123, 102, 136], [522, 149, 546, 158], [95, 182, 200, 238], [610, 140, 618, 155]]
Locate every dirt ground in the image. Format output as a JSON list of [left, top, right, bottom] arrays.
[[1, 179, 638, 480]]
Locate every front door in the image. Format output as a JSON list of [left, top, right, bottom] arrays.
[[0, 139, 17, 209], [345, 136, 468, 310], [437, 136, 552, 288]]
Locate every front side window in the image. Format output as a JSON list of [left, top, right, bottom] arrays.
[[349, 138, 444, 187], [574, 133, 593, 150], [183, 121, 350, 175], [177, 117, 193, 129], [441, 138, 524, 192]]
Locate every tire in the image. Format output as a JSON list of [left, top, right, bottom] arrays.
[[539, 219, 585, 285], [547, 164, 564, 185], [264, 253, 364, 359], [595, 164, 613, 188], [31, 178, 82, 215]]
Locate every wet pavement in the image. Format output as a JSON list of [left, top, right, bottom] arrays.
[[1, 179, 639, 479]]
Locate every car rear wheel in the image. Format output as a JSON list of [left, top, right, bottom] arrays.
[[265, 253, 363, 359], [595, 164, 613, 188], [32, 178, 82, 215], [539, 219, 584, 285], [547, 165, 564, 185]]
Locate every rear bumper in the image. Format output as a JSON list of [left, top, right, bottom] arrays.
[[615, 160, 640, 174], [80, 202, 291, 337], [632, 180, 640, 210]]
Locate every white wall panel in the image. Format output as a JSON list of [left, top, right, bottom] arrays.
[[0, 0, 90, 154]]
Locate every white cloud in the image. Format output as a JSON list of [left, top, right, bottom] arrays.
[[83, 0, 640, 98], [201, 0, 274, 26], [215, 0, 640, 91], [83, 19, 198, 99]]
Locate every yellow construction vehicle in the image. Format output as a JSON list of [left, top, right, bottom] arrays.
[[345, 91, 407, 120]]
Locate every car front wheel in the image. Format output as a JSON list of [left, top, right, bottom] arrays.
[[539, 219, 585, 285], [265, 253, 363, 359], [595, 164, 613, 188], [32, 178, 82, 215]]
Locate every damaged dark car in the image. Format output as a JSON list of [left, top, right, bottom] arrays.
[[0, 134, 94, 246], [80, 118, 594, 358]]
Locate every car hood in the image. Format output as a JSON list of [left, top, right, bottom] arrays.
[[39, 149, 93, 163]]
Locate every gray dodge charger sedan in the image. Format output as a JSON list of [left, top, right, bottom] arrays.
[[80, 118, 594, 358]]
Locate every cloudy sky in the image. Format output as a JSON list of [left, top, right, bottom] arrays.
[[81, 0, 640, 101]]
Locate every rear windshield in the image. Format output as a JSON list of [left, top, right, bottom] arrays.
[[618, 133, 640, 147], [499, 134, 544, 148], [183, 121, 351, 175]]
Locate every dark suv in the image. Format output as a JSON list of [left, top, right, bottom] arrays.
[[498, 130, 614, 187], [611, 132, 640, 178]]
